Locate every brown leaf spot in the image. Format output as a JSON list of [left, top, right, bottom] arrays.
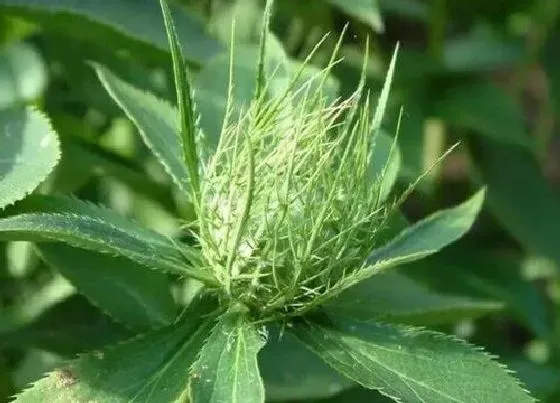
[[54, 369, 77, 389]]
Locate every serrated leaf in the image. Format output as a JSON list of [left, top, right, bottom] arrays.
[[0, 295, 131, 357], [0, 195, 213, 282], [366, 189, 485, 269], [326, 0, 383, 32], [435, 82, 531, 147], [260, 328, 353, 401], [0, 107, 60, 209], [160, 0, 200, 201], [13, 297, 217, 403], [325, 272, 502, 325], [0, 42, 47, 109], [506, 358, 560, 400], [293, 316, 534, 403], [0, 0, 221, 64], [316, 191, 485, 305], [16, 195, 175, 248], [189, 311, 266, 403], [37, 243, 176, 331], [92, 63, 191, 197]]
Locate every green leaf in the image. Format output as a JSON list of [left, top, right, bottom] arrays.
[[260, 329, 353, 401], [160, 0, 200, 201], [505, 358, 560, 401], [92, 63, 191, 197], [434, 82, 531, 148], [0, 295, 131, 357], [0, 195, 213, 283], [37, 243, 176, 331], [403, 249, 551, 337], [0, 107, 60, 209], [366, 189, 485, 270], [476, 142, 560, 270], [189, 311, 266, 403], [326, 0, 383, 32], [57, 140, 173, 210], [0, 42, 47, 109], [443, 27, 523, 72], [14, 297, 217, 403], [0, 274, 74, 332], [293, 316, 534, 402], [325, 272, 502, 325], [0, 0, 221, 64]]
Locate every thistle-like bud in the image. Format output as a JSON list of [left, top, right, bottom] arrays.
[[197, 33, 399, 320]]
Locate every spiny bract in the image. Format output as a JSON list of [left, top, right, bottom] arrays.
[[196, 44, 398, 320]]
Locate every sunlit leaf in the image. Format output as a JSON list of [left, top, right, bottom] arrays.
[[0, 108, 60, 209], [0, 195, 212, 282], [189, 311, 265, 403], [0, 0, 221, 64], [366, 189, 485, 269], [0, 42, 47, 109], [14, 298, 217, 403], [293, 316, 533, 402], [93, 63, 191, 197]]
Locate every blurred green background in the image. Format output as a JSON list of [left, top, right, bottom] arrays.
[[1, 0, 560, 401]]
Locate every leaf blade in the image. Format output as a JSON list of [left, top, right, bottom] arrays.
[[92, 63, 191, 197], [0, 107, 60, 209], [0, 0, 220, 64], [0, 43, 47, 109], [325, 272, 502, 325], [0, 295, 131, 357], [160, 0, 200, 201], [37, 243, 176, 331], [189, 311, 266, 403], [13, 298, 217, 403], [367, 189, 485, 269], [0, 196, 212, 283], [435, 82, 531, 148], [259, 328, 353, 401], [293, 316, 534, 403], [476, 141, 560, 269]]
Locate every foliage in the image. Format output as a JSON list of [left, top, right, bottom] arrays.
[[1, 0, 560, 402]]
